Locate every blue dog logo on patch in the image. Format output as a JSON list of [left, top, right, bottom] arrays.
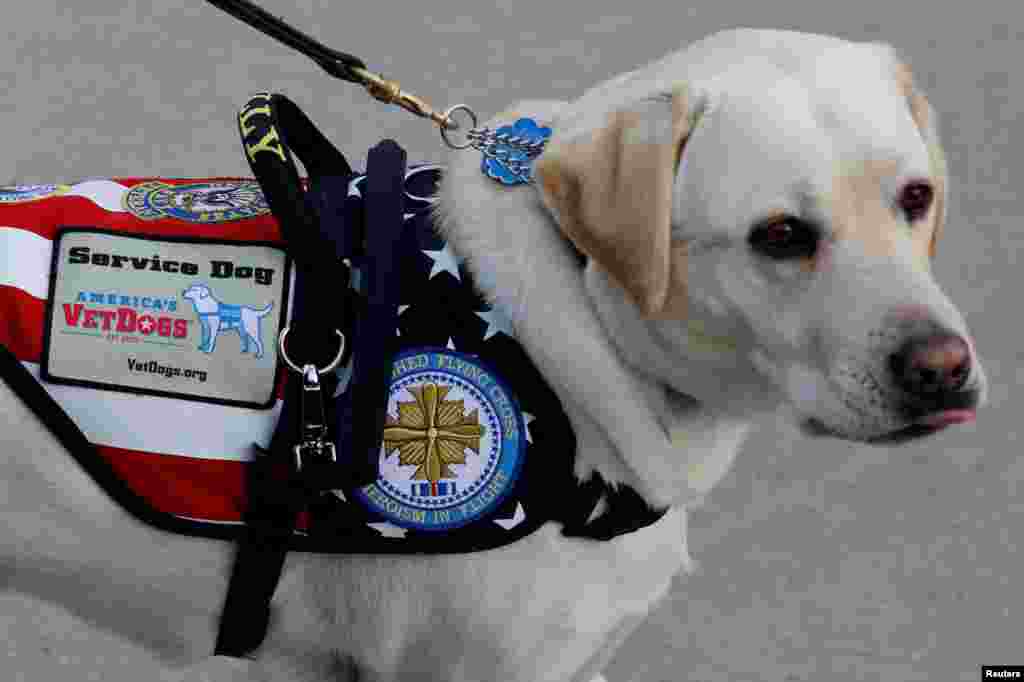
[[181, 283, 274, 358]]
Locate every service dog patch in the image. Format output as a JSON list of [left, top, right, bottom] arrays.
[[42, 229, 290, 408]]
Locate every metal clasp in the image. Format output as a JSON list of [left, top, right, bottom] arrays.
[[278, 327, 345, 472], [346, 67, 486, 153], [349, 65, 457, 131]]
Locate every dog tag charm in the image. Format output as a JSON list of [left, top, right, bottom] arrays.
[[479, 118, 552, 186]]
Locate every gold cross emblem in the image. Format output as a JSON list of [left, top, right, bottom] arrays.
[[382, 383, 486, 495]]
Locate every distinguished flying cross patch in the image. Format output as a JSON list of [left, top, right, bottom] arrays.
[[354, 348, 526, 532]]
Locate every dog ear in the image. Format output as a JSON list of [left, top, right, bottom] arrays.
[[534, 84, 704, 317], [891, 55, 949, 259]]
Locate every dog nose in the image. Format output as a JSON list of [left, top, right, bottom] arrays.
[[888, 333, 972, 399]]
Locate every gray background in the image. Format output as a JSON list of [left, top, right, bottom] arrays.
[[1, 1, 1020, 680]]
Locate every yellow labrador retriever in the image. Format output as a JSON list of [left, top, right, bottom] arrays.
[[0, 28, 987, 682]]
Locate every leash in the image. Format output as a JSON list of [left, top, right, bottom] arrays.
[[205, 0, 552, 185]]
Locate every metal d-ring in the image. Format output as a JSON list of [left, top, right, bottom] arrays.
[[278, 327, 346, 375], [404, 163, 444, 205], [440, 104, 479, 150]]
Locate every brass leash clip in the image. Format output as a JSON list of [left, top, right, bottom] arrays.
[[348, 65, 458, 132]]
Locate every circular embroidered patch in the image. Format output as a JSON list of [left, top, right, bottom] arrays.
[[354, 348, 526, 532], [123, 180, 269, 223], [0, 184, 70, 203]]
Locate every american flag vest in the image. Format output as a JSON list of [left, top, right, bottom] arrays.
[[0, 169, 666, 554]]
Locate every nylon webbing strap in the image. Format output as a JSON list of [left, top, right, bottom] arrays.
[[238, 92, 353, 371], [217, 92, 414, 656], [334, 140, 407, 486], [216, 93, 357, 657], [212, 444, 303, 657]]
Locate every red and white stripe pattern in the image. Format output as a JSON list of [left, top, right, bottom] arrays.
[[0, 178, 299, 525]]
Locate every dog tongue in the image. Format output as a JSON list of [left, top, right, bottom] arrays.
[[919, 409, 976, 429]]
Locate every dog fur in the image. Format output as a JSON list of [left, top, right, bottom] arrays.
[[0, 28, 987, 681]]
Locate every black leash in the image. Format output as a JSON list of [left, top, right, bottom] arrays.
[[205, 0, 458, 131], [205, 0, 367, 83], [204, 0, 552, 182]]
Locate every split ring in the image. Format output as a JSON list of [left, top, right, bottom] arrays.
[[278, 327, 346, 374], [440, 104, 479, 150]]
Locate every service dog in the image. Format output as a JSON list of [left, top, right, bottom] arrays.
[[181, 283, 274, 358], [0, 28, 988, 682]]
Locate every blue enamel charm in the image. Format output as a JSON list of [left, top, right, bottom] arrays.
[[480, 118, 552, 186]]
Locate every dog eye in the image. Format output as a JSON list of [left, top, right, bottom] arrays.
[[899, 182, 933, 222], [748, 217, 818, 260]]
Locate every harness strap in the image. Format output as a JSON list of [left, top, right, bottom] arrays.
[[216, 93, 413, 657], [212, 444, 305, 657], [558, 471, 669, 541], [216, 92, 356, 658], [333, 140, 406, 487], [239, 93, 354, 373]]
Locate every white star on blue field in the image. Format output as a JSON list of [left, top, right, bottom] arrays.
[[422, 244, 462, 281], [475, 307, 515, 340]]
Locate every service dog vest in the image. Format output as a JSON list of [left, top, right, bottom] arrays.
[[0, 171, 665, 554]]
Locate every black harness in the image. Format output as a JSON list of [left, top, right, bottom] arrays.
[[0, 0, 668, 659], [211, 93, 667, 657]]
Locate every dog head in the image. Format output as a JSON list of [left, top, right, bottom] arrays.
[[181, 283, 211, 302], [535, 32, 988, 444]]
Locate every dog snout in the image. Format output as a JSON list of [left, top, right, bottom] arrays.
[[887, 332, 979, 418]]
